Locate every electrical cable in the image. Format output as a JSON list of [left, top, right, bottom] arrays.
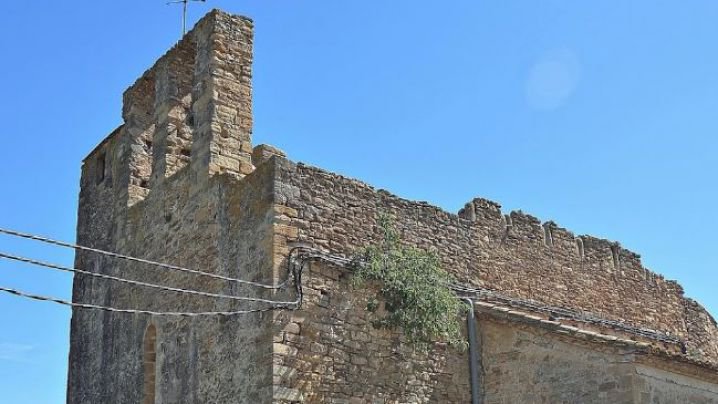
[[0, 252, 300, 307], [0, 227, 285, 289], [0, 247, 311, 316], [0, 226, 685, 344], [0, 285, 278, 317]]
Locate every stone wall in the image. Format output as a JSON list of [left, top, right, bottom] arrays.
[[685, 299, 718, 361], [69, 163, 282, 403], [267, 155, 718, 402], [269, 250, 471, 403], [68, 10, 274, 404], [69, 8, 718, 404], [271, 158, 718, 364]]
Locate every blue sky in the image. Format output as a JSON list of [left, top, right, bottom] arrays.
[[1, 1, 717, 402]]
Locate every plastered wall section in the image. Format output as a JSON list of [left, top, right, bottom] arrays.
[[481, 318, 636, 403], [271, 158, 718, 365], [480, 318, 718, 403], [634, 365, 718, 403]]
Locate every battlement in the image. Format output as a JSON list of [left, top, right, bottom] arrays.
[[82, 10, 254, 207], [458, 197, 689, 294], [269, 158, 718, 363]]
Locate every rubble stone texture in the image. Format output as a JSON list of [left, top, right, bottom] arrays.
[[68, 9, 718, 404]]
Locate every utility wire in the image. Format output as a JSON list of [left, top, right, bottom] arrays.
[[0, 252, 299, 307], [0, 227, 681, 341], [0, 247, 311, 317], [0, 285, 277, 317], [0, 229, 311, 316], [0, 227, 285, 290]]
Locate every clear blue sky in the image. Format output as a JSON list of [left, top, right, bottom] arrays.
[[1, 1, 717, 402]]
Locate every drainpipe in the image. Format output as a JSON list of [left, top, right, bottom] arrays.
[[463, 298, 481, 404]]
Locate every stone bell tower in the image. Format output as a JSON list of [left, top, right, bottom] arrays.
[[68, 10, 283, 403]]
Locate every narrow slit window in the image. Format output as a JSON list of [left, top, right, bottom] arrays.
[[503, 214, 513, 230], [96, 152, 106, 185], [543, 223, 553, 248], [610, 245, 620, 270], [575, 237, 585, 259], [143, 324, 157, 404]]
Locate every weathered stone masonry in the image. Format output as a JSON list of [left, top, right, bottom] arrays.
[[269, 158, 718, 403], [69, 9, 718, 403], [69, 11, 277, 404]]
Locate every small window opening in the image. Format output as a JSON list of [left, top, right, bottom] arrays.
[[610, 244, 620, 270], [500, 214, 513, 241], [542, 223, 554, 248], [143, 324, 157, 404], [96, 152, 106, 185], [503, 214, 513, 230], [575, 237, 585, 259]]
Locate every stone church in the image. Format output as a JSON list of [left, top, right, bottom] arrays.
[[68, 9, 718, 403]]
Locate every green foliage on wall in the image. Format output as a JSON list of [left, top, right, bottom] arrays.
[[353, 214, 467, 349]]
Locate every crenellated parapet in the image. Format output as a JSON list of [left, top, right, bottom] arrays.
[[81, 10, 255, 211], [460, 196, 681, 290], [272, 160, 718, 365]]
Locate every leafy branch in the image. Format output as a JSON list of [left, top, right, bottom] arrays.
[[352, 214, 467, 349]]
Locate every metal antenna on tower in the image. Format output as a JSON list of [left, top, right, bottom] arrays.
[[167, 0, 207, 36]]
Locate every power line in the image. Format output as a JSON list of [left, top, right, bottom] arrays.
[[0, 285, 277, 317], [0, 247, 310, 317], [0, 227, 312, 317], [0, 252, 299, 307], [2, 227, 678, 342], [0, 227, 286, 290]]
